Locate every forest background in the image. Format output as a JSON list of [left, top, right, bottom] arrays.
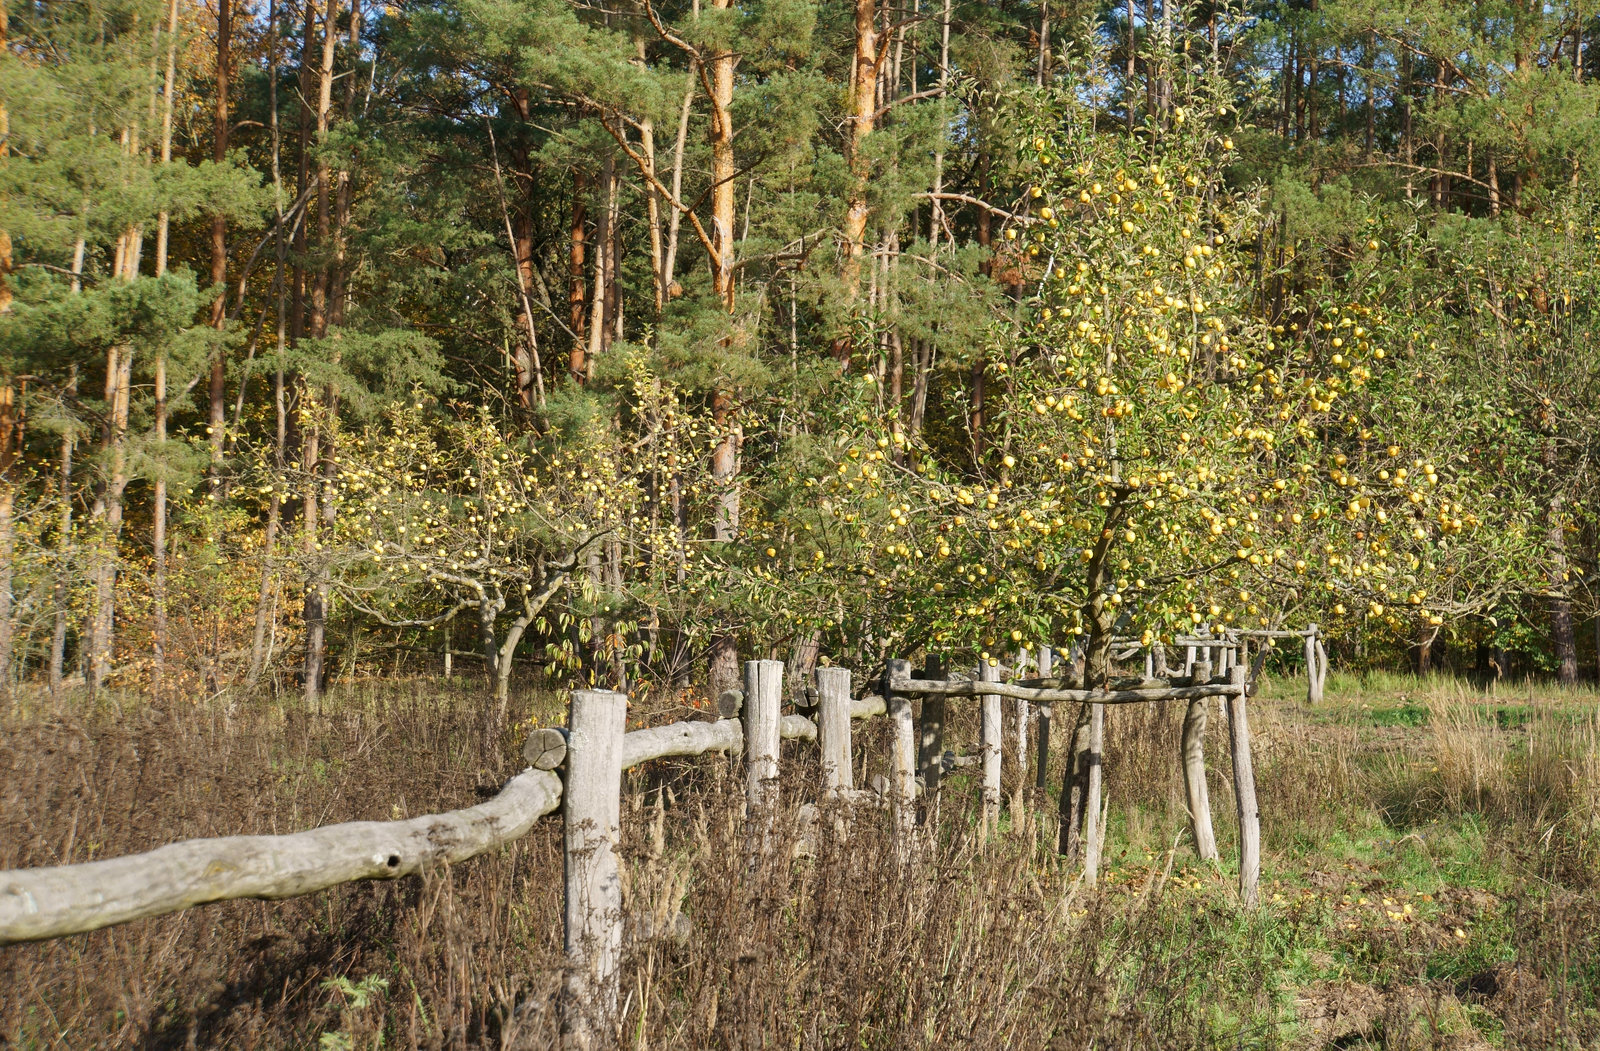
[[4, 0, 1600, 703]]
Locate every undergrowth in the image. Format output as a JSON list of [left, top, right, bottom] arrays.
[[2, 675, 1597, 1049]]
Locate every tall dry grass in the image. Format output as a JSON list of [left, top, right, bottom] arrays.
[[4, 678, 1600, 1048]]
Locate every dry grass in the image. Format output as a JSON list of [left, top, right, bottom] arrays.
[[3, 675, 1600, 1049]]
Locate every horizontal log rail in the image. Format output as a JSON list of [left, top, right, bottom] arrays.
[[0, 697, 884, 948], [890, 675, 1244, 705], [0, 768, 564, 947]]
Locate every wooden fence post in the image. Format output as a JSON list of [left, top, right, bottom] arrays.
[[563, 688, 628, 1042], [885, 658, 917, 834], [1081, 696, 1105, 885], [1226, 664, 1260, 905], [917, 654, 946, 799], [1305, 625, 1322, 704], [1179, 685, 1219, 863], [1034, 644, 1053, 791], [743, 661, 784, 819], [1315, 633, 1329, 698], [817, 665, 853, 796], [1184, 643, 1196, 677], [1011, 649, 1029, 805], [978, 658, 1002, 832]]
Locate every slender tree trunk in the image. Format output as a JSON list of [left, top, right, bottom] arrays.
[[49, 368, 77, 691], [661, 67, 695, 296], [88, 346, 133, 693], [705, 9, 742, 694], [1364, 32, 1375, 155], [839, 0, 879, 303], [1546, 440, 1579, 684], [607, 162, 622, 349], [1125, 0, 1136, 133], [586, 159, 609, 371], [708, 6, 737, 311], [150, 0, 179, 695], [248, 0, 288, 688], [641, 116, 665, 316], [302, 0, 339, 703], [247, 372, 286, 686], [0, 0, 10, 315], [0, 382, 17, 690], [207, 0, 232, 495], [568, 170, 588, 381], [301, 417, 323, 700]]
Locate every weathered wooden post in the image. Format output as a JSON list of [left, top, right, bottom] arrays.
[[1180, 656, 1219, 862], [743, 660, 783, 830], [1034, 644, 1054, 791], [1143, 647, 1155, 678], [563, 688, 627, 1042], [1304, 625, 1323, 704], [885, 658, 917, 834], [917, 655, 946, 798], [978, 658, 1003, 832], [816, 665, 853, 797], [1226, 664, 1260, 905], [1184, 643, 1196, 677], [1081, 694, 1106, 885], [1315, 633, 1329, 698], [1011, 649, 1029, 804]]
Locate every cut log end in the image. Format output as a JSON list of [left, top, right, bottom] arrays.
[[716, 689, 744, 718], [523, 727, 569, 770]]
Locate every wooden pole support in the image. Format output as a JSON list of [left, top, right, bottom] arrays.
[[1081, 697, 1105, 885], [1034, 645, 1053, 791], [816, 665, 853, 796], [1304, 626, 1320, 704], [917, 654, 946, 798], [1179, 693, 1219, 862], [1011, 649, 1029, 797], [1225, 665, 1260, 906], [563, 689, 628, 1039], [743, 660, 784, 818], [978, 658, 1002, 832], [885, 658, 917, 833]]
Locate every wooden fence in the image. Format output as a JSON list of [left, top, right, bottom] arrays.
[[0, 651, 1266, 1041], [1096, 624, 1328, 703]]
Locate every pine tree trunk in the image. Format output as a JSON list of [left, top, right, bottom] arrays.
[[302, 0, 339, 702], [708, 16, 736, 311], [88, 347, 133, 693], [0, 382, 16, 691], [49, 368, 76, 692], [568, 170, 588, 381], [839, 0, 878, 302], [247, 367, 287, 686], [152, 355, 168, 696], [301, 419, 323, 701], [1, 0, 15, 315], [207, 0, 231, 495]]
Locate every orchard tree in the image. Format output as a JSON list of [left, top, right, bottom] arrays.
[[317, 359, 719, 713], [759, 65, 1508, 837]]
